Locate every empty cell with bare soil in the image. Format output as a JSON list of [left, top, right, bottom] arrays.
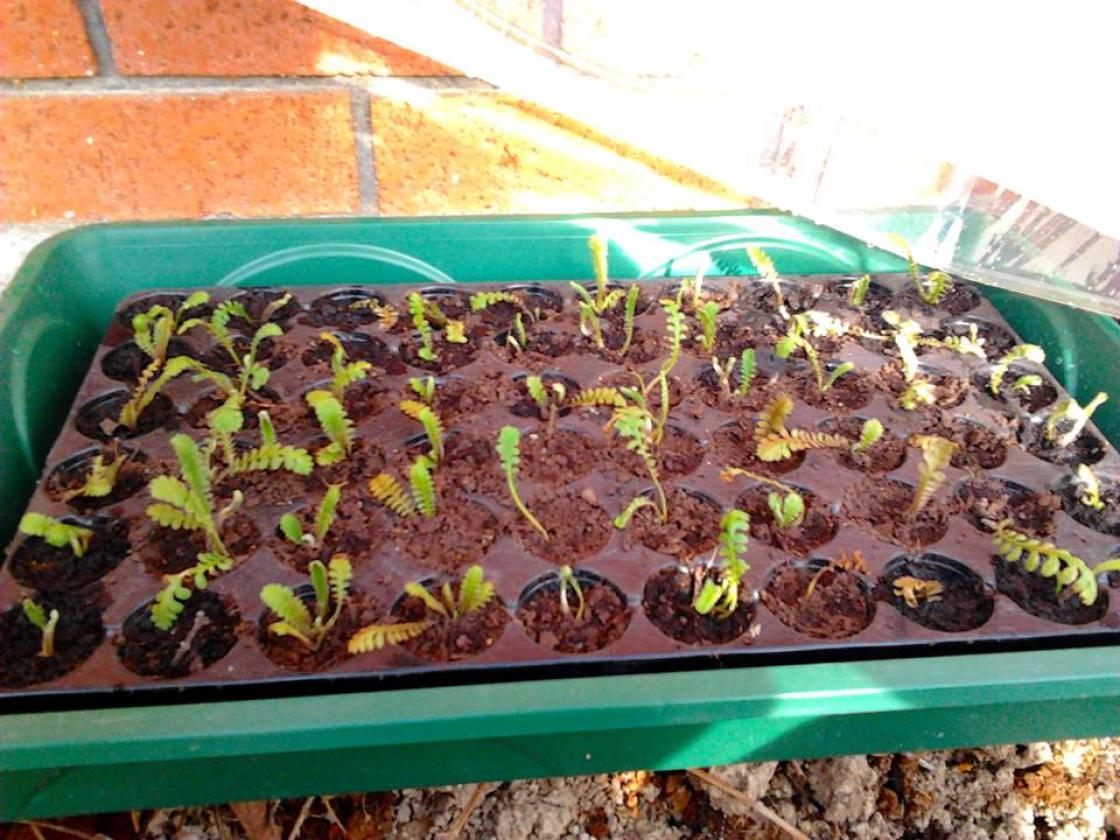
[[735, 485, 838, 555], [394, 498, 502, 572], [424, 433, 506, 497], [399, 332, 482, 371], [496, 327, 578, 362], [842, 478, 950, 549], [118, 591, 240, 678], [517, 570, 631, 653], [642, 565, 756, 645], [881, 554, 994, 632], [302, 288, 385, 330], [763, 558, 875, 638], [519, 428, 604, 485], [955, 476, 1057, 536], [630, 488, 723, 559], [512, 490, 612, 562]]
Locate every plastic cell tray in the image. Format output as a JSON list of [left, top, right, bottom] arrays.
[[2, 211, 1119, 820]]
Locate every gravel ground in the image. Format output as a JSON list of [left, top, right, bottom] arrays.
[[5, 739, 1119, 839]]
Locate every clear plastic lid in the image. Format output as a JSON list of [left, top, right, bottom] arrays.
[[307, 0, 1120, 315]]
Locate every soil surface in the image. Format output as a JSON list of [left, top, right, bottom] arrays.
[[880, 554, 995, 632]]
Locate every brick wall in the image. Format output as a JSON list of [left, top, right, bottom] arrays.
[[0, 0, 747, 223]]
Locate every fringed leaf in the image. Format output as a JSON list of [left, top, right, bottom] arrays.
[[347, 621, 431, 653], [368, 473, 415, 517]]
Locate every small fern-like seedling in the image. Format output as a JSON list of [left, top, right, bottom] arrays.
[[222, 410, 313, 478], [619, 284, 640, 357], [899, 378, 937, 411], [908, 435, 956, 515], [368, 457, 437, 519], [524, 375, 567, 433], [775, 314, 849, 394], [1012, 373, 1043, 393], [306, 390, 355, 466], [652, 297, 689, 439], [1045, 392, 1108, 448], [572, 284, 607, 349], [469, 291, 523, 312], [892, 576, 944, 608], [768, 490, 806, 529], [18, 513, 93, 557], [279, 484, 342, 549], [588, 233, 612, 312], [933, 324, 987, 360], [260, 554, 352, 651], [852, 418, 884, 454], [993, 521, 1120, 606], [180, 298, 287, 397], [399, 400, 444, 462], [59, 452, 128, 502], [849, 274, 871, 307], [613, 495, 658, 529], [319, 333, 371, 401], [746, 246, 786, 317], [347, 564, 496, 653], [118, 354, 195, 430], [151, 550, 234, 630], [711, 356, 737, 399], [695, 301, 720, 352], [754, 394, 849, 462], [497, 426, 548, 539], [608, 405, 666, 523], [408, 292, 438, 362], [1075, 464, 1106, 511], [409, 375, 437, 405], [21, 598, 60, 658], [566, 386, 627, 410], [889, 234, 953, 305], [693, 509, 751, 619], [348, 298, 400, 330], [737, 348, 757, 397]]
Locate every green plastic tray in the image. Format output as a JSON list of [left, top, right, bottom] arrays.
[[3, 211, 1119, 820]]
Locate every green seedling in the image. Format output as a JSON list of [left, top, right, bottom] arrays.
[[118, 355, 195, 430], [695, 300, 721, 353], [746, 246, 786, 317], [151, 551, 235, 631], [306, 390, 355, 466], [935, 324, 987, 360], [524, 374, 567, 434], [368, 457, 437, 519], [348, 298, 399, 331], [608, 405, 667, 525], [557, 565, 586, 622], [898, 379, 938, 411], [768, 490, 806, 529], [652, 297, 689, 439], [58, 451, 128, 502], [889, 234, 953, 305], [993, 522, 1120, 606], [279, 484, 342, 549], [408, 292, 439, 362], [775, 314, 854, 394], [1075, 464, 1106, 511], [1012, 373, 1043, 394], [18, 513, 93, 557], [318, 333, 372, 401], [21, 598, 60, 658], [260, 554, 352, 651], [908, 435, 956, 515], [469, 291, 524, 312], [619, 284, 641, 357], [852, 418, 884, 454], [409, 375, 437, 405], [881, 310, 923, 382], [1045, 392, 1108, 448], [399, 400, 444, 463], [849, 274, 871, 308], [497, 425, 548, 539], [348, 564, 495, 652], [179, 296, 289, 398], [207, 403, 311, 479], [754, 394, 851, 462], [693, 509, 751, 619]]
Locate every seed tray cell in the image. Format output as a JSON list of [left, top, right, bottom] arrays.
[[2, 274, 1119, 711]]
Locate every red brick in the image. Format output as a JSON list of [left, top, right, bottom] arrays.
[[0, 0, 96, 78], [101, 0, 457, 77], [0, 92, 359, 221], [371, 93, 747, 216]]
